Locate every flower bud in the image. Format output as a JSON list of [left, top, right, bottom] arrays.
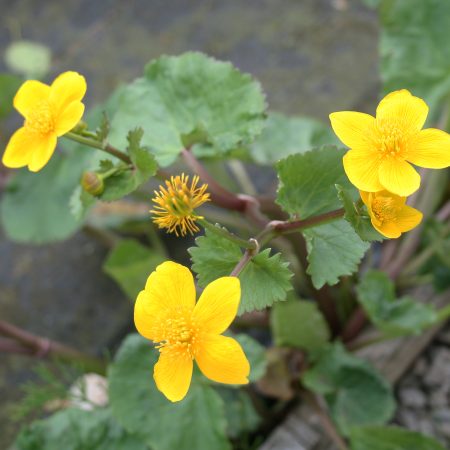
[[81, 171, 104, 197]]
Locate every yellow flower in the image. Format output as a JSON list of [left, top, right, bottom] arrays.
[[330, 89, 450, 196], [134, 261, 250, 402], [360, 190, 423, 239], [151, 174, 210, 237], [2, 71, 86, 172]]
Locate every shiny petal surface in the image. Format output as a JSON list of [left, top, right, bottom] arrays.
[[2, 127, 36, 168], [374, 221, 401, 239], [55, 102, 85, 136], [143, 261, 196, 314], [27, 134, 58, 172], [376, 89, 428, 133], [13, 80, 50, 117], [396, 205, 423, 233], [329, 111, 375, 149], [193, 277, 240, 335], [50, 71, 87, 113], [407, 128, 450, 169], [134, 290, 158, 341], [343, 149, 384, 192], [196, 334, 250, 385], [154, 352, 193, 402], [379, 158, 420, 196]]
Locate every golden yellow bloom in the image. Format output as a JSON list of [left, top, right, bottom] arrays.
[[360, 190, 423, 239], [2, 71, 86, 172], [134, 261, 250, 402], [151, 174, 210, 236], [330, 89, 450, 196]]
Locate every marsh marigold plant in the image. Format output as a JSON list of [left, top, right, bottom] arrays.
[[134, 261, 250, 402], [2, 71, 86, 172], [330, 89, 450, 196], [151, 173, 210, 237]]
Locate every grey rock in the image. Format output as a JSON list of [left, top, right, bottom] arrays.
[[399, 387, 427, 409]]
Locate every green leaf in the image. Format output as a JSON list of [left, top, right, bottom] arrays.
[[336, 185, 384, 242], [103, 239, 165, 300], [350, 425, 446, 450], [0, 73, 22, 118], [189, 227, 293, 314], [1, 155, 88, 243], [233, 333, 267, 382], [15, 407, 147, 450], [276, 145, 352, 219], [5, 40, 51, 78], [271, 299, 330, 353], [380, 0, 450, 118], [109, 52, 266, 166], [250, 112, 339, 165], [302, 343, 395, 435], [99, 128, 158, 202], [356, 270, 438, 337], [108, 334, 231, 450], [216, 388, 261, 439], [303, 219, 370, 289]]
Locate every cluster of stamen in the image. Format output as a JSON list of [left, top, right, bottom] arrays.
[[153, 308, 200, 359], [371, 196, 398, 224], [375, 120, 409, 160], [24, 101, 55, 135], [151, 173, 210, 236]]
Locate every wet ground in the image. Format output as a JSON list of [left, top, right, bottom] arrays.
[[0, 0, 379, 447]]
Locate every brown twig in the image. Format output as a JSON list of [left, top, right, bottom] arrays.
[[0, 320, 106, 374]]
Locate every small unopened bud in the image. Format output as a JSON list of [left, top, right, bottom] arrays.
[[81, 171, 104, 196], [71, 120, 88, 133]]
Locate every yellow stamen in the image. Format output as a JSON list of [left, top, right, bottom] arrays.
[[24, 101, 55, 135], [151, 173, 210, 237]]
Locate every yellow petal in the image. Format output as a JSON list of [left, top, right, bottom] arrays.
[[373, 220, 401, 239], [154, 351, 193, 402], [2, 127, 36, 168], [143, 261, 196, 314], [379, 158, 420, 196], [395, 205, 423, 233], [195, 334, 249, 385], [343, 149, 384, 192], [193, 277, 240, 335], [329, 111, 375, 149], [376, 89, 428, 133], [13, 80, 50, 117], [55, 102, 85, 136], [27, 134, 58, 172], [50, 71, 87, 114], [407, 128, 450, 169], [359, 190, 371, 207], [134, 290, 158, 341]]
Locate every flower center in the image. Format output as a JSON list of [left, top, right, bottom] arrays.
[[371, 197, 398, 223], [25, 101, 55, 135], [154, 308, 200, 359], [375, 121, 409, 159]]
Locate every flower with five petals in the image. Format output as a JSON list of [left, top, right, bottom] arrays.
[[330, 89, 450, 196], [2, 71, 86, 172], [134, 261, 250, 402]]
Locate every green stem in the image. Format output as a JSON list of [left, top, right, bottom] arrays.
[[64, 132, 132, 165], [437, 303, 450, 322], [198, 218, 258, 250]]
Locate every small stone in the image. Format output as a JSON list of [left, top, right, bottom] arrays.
[[424, 348, 450, 387], [430, 388, 450, 408], [399, 387, 427, 409], [397, 410, 421, 429], [413, 357, 428, 377]]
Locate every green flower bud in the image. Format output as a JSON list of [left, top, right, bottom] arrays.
[[81, 171, 104, 197]]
